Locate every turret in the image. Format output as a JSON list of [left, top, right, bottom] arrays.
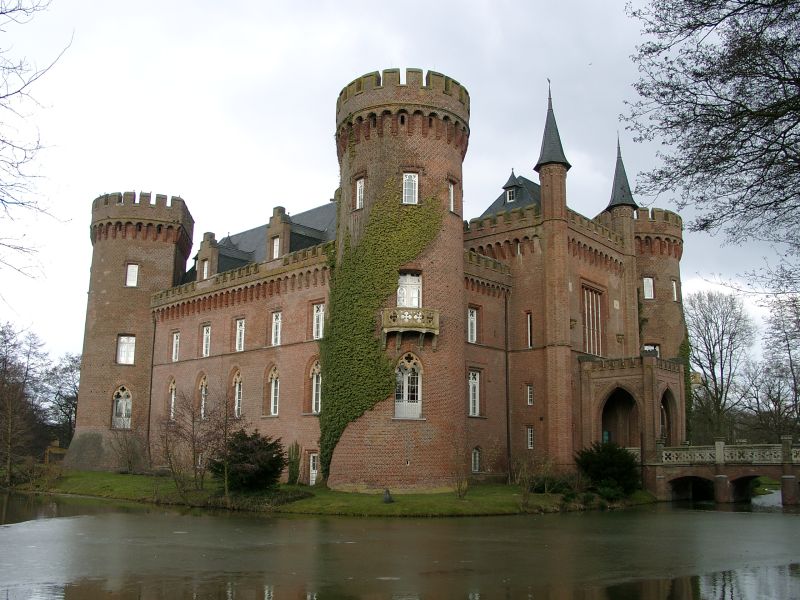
[[67, 192, 194, 469]]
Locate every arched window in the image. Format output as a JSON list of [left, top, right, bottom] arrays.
[[395, 353, 422, 419], [311, 361, 322, 415], [471, 447, 482, 473], [233, 371, 243, 418], [269, 368, 280, 416], [199, 376, 208, 420], [112, 386, 132, 429], [168, 380, 176, 421]]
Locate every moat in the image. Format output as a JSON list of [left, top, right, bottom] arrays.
[[1, 492, 799, 599]]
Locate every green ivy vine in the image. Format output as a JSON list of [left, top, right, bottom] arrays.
[[678, 332, 692, 439], [318, 176, 443, 478]]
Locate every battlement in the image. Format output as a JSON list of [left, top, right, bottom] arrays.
[[463, 205, 541, 238], [568, 210, 624, 247], [91, 191, 194, 229], [336, 68, 470, 128], [634, 207, 683, 239]]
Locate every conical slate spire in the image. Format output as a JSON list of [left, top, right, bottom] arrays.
[[606, 138, 638, 210], [534, 85, 571, 172], [502, 169, 519, 189]]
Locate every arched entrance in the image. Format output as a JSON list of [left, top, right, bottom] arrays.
[[660, 389, 678, 445], [601, 388, 640, 447]]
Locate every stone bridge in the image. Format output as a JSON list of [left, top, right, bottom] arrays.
[[632, 436, 799, 504]]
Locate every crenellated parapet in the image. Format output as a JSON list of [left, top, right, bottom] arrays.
[[90, 191, 194, 259], [335, 68, 471, 162], [634, 207, 683, 260]]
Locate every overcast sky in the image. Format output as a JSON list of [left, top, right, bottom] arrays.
[[1, 0, 769, 358]]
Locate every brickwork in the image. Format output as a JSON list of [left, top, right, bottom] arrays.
[[70, 68, 688, 490]]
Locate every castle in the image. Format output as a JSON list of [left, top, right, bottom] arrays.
[[68, 68, 687, 491]]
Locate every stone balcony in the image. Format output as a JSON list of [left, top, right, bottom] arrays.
[[381, 307, 440, 350]]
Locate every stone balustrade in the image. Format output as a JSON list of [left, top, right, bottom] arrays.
[[382, 307, 440, 335], [656, 437, 797, 465]]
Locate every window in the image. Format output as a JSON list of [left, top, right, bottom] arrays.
[[112, 386, 132, 429], [395, 353, 422, 419], [643, 343, 661, 357], [272, 236, 280, 259], [397, 273, 421, 308], [116, 335, 135, 365], [507, 189, 516, 203], [235, 318, 245, 352], [356, 178, 365, 210], [311, 362, 322, 414], [199, 376, 208, 420], [526, 312, 533, 348], [583, 286, 603, 356], [402, 172, 418, 205], [449, 182, 455, 212], [313, 304, 325, 340], [272, 312, 282, 346], [643, 277, 655, 300], [526, 384, 534, 406], [471, 447, 481, 473], [672, 279, 678, 302], [125, 264, 139, 287], [169, 380, 176, 421], [269, 368, 280, 416], [171, 332, 180, 362], [201, 259, 209, 280], [202, 324, 211, 357], [527, 426, 535, 450], [233, 372, 243, 418], [468, 370, 480, 416], [467, 307, 478, 343]]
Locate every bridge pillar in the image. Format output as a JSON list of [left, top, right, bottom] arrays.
[[781, 476, 798, 505], [713, 474, 732, 503]]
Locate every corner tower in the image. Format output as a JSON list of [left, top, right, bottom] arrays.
[[68, 192, 194, 469], [325, 69, 471, 490]]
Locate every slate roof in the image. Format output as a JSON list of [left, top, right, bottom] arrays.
[[605, 140, 638, 211], [534, 91, 571, 172], [480, 173, 541, 218]]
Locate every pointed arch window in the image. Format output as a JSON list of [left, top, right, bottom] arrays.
[[112, 386, 132, 429], [395, 353, 422, 419], [199, 376, 208, 420], [168, 380, 176, 421], [233, 371, 243, 418], [268, 368, 280, 416], [471, 447, 482, 473], [311, 361, 322, 415]]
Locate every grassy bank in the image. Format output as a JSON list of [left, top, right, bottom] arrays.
[[13, 469, 656, 517]]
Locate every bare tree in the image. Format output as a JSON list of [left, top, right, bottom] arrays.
[[43, 352, 79, 448], [0, 1, 68, 273], [740, 361, 799, 441], [107, 425, 146, 473], [684, 291, 755, 441]]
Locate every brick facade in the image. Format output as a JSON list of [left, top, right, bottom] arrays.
[[68, 69, 687, 490]]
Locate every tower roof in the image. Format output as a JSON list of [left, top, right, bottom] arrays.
[[534, 87, 571, 172], [605, 139, 638, 211], [502, 169, 519, 189]]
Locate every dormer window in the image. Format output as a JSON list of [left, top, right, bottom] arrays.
[[506, 189, 516, 203], [272, 236, 280, 260]]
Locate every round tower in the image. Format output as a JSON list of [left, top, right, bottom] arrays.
[[67, 192, 194, 469], [326, 69, 472, 489], [634, 207, 685, 359]]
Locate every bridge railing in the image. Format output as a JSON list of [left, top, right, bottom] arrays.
[[654, 436, 797, 466]]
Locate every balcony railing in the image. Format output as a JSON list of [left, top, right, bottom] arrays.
[[381, 307, 440, 349]]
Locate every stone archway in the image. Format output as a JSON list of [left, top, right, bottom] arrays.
[[601, 388, 641, 447], [660, 389, 678, 446]]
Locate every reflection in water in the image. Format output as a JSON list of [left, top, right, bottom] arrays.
[[1, 492, 799, 599]]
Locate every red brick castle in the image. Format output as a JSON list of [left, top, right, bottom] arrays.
[[68, 69, 687, 490]]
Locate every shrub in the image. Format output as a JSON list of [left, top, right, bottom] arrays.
[[286, 441, 300, 485], [574, 442, 639, 495], [209, 430, 287, 492]]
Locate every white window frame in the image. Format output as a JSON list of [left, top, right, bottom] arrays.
[[270, 373, 280, 416], [468, 370, 480, 417], [527, 426, 534, 450], [397, 273, 421, 308], [125, 263, 139, 287], [526, 312, 533, 348], [311, 364, 322, 415], [272, 236, 280, 260], [171, 331, 180, 362], [467, 307, 477, 343], [112, 386, 132, 429], [169, 380, 176, 421], [116, 335, 136, 365], [583, 286, 603, 356], [356, 178, 365, 210], [272, 312, 282, 346], [201, 259, 209, 280], [202, 324, 211, 357], [402, 172, 418, 205], [309, 453, 319, 485], [526, 384, 534, 406], [235, 318, 245, 352], [313, 304, 325, 340], [672, 279, 678, 302], [449, 182, 455, 212], [507, 188, 516, 203], [233, 372, 243, 418], [394, 354, 422, 419], [471, 447, 481, 473], [199, 377, 208, 420], [643, 277, 655, 300]]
